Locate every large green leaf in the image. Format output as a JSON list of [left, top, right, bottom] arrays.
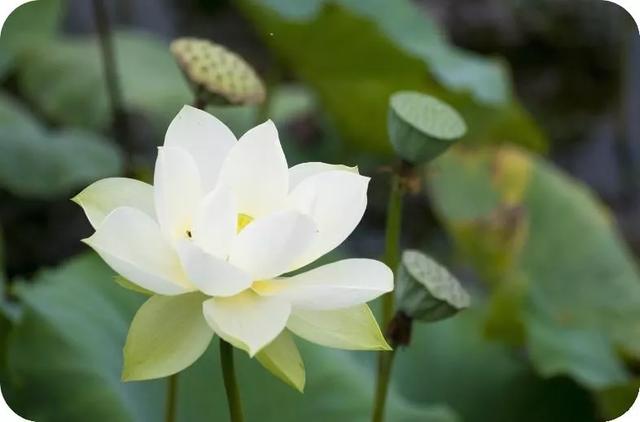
[[0, 93, 40, 130], [0, 121, 122, 199], [4, 253, 458, 422], [0, 0, 62, 75], [5, 254, 163, 422], [237, 0, 546, 155], [426, 146, 640, 395], [17, 31, 191, 131], [394, 308, 598, 422]]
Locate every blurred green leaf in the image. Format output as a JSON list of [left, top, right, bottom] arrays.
[[118, 32, 192, 127], [0, 52, 12, 80], [0, 0, 62, 70], [6, 254, 164, 421], [5, 253, 458, 422], [394, 308, 598, 422], [17, 31, 191, 132], [260, 0, 325, 19], [204, 104, 258, 136], [527, 315, 629, 389], [483, 277, 528, 345], [0, 123, 122, 199], [0, 93, 40, 131], [269, 84, 316, 124], [427, 146, 640, 394], [17, 38, 108, 129], [238, 0, 547, 155]]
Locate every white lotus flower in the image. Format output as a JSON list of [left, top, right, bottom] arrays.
[[74, 105, 393, 391]]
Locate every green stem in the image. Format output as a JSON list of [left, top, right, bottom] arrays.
[[372, 349, 397, 422], [220, 339, 244, 422], [381, 173, 404, 326], [372, 171, 405, 422], [165, 374, 178, 422]]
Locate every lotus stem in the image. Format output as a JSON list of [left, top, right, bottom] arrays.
[[372, 163, 407, 422], [165, 374, 178, 422], [220, 339, 244, 422], [372, 349, 397, 422], [381, 172, 404, 326]]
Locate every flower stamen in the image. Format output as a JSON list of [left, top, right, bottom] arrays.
[[236, 214, 253, 233]]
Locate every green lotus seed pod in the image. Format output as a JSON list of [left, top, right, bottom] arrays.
[[170, 37, 266, 106], [396, 249, 470, 322], [388, 91, 466, 164]]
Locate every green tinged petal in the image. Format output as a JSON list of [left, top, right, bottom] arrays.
[[72, 177, 155, 229], [256, 330, 305, 392], [122, 292, 213, 381], [287, 305, 391, 351]]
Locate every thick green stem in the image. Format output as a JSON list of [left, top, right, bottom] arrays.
[[220, 340, 244, 422], [372, 349, 397, 422], [165, 374, 178, 422], [381, 173, 404, 326], [372, 171, 405, 422]]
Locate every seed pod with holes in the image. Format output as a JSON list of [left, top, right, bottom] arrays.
[[170, 37, 266, 106], [388, 91, 466, 164], [395, 250, 470, 322]]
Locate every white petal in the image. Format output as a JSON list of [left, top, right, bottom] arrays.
[[287, 305, 390, 351], [261, 259, 393, 310], [218, 120, 288, 217], [288, 162, 358, 191], [175, 240, 253, 297], [191, 184, 237, 258], [164, 105, 236, 190], [202, 291, 291, 356], [287, 171, 369, 269], [229, 211, 317, 279], [154, 146, 203, 240], [83, 207, 191, 295], [73, 177, 155, 229]]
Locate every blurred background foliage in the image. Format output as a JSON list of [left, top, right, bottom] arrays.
[[0, 0, 639, 421]]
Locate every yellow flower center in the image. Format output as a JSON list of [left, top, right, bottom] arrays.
[[236, 213, 254, 233]]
